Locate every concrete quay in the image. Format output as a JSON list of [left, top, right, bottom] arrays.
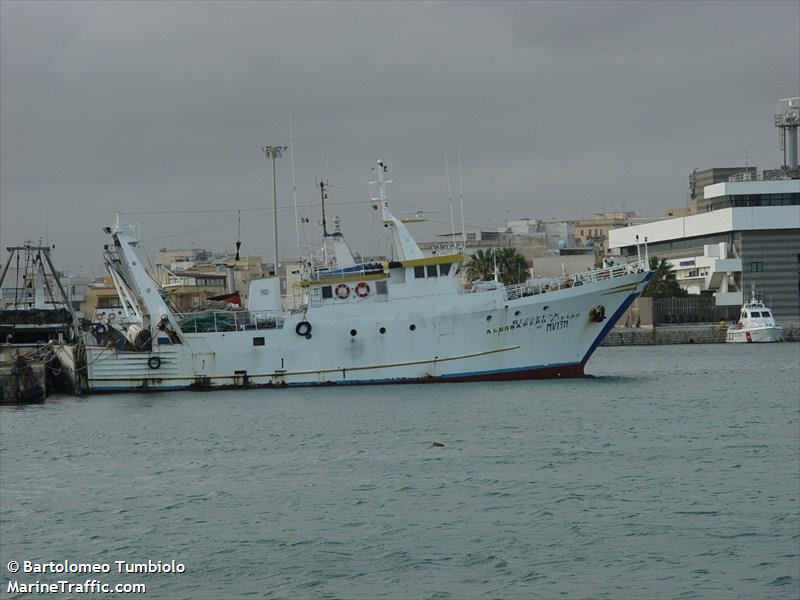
[[602, 322, 800, 346]]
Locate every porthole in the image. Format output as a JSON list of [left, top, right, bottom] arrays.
[[514, 310, 521, 317], [379, 327, 386, 334], [350, 329, 357, 336], [486, 315, 492, 321], [409, 324, 416, 331]]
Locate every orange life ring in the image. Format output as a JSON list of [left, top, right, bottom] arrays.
[[335, 283, 350, 299], [355, 282, 370, 298]]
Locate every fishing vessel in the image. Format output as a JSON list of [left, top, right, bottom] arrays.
[[726, 287, 784, 343], [58, 161, 653, 392], [0, 243, 80, 401]]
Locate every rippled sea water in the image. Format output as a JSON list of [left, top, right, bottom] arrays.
[[2, 343, 799, 599]]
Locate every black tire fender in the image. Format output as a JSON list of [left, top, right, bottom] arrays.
[[147, 356, 162, 370], [295, 321, 312, 337]]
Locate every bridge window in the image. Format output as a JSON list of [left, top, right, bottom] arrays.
[[414, 266, 425, 278], [439, 263, 451, 276], [427, 265, 437, 278]]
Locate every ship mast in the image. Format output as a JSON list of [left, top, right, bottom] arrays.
[[319, 179, 329, 266], [372, 160, 424, 261], [261, 145, 287, 276]]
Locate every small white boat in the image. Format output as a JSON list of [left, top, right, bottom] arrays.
[[726, 287, 784, 343]]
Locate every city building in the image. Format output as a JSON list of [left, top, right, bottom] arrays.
[[688, 167, 756, 213], [609, 98, 800, 322], [153, 247, 267, 309], [610, 181, 799, 321], [573, 211, 637, 257]]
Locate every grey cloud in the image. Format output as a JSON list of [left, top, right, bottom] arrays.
[[1, 1, 797, 272]]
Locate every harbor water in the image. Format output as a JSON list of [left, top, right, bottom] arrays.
[[1, 343, 798, 599]]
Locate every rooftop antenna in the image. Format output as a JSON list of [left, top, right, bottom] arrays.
[[261, 145, 287, 276], [458, 146, 466, 251], [235, 209, 241, 261], [289, 114, 301, 258], [445, 153, 456, 251]]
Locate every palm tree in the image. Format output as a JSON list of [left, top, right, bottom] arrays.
[[495, 247, 531, 285], [465, 249, 495, 282], [465, 247, 530, 285], [642, 256, 687, 297]]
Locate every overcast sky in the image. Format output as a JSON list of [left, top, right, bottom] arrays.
[[1, 0, 798, 275]]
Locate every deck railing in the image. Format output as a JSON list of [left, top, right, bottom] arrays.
[[499, 259, 648, 301], [177, 310, 285, 334]]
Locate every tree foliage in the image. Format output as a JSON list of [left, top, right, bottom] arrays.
[[465, 247, 530, 286], [642, 256, 688, 297]]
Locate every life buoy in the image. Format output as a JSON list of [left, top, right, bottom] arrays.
[[295, 320, 312, 337], [147, 356, 162, 369], [108, 313, 116, 321], [335, 283, 350, 299], [355, 282, 370, 298]]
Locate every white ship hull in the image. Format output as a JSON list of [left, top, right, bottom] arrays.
[[726, 326, 784, 343], [82, 271, 651, 392]]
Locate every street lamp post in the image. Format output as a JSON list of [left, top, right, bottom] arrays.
[[261, 145, 287, 276]]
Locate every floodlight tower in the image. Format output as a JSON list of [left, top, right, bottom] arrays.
[[775, 97, 799, 171], [262, 145, 288, 276]]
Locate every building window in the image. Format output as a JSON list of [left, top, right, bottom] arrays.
[[467, 233, 476, 241], [750, 262, 764, 272], [97, 298, 122, 308]]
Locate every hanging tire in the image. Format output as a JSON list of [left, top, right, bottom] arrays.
[[147, 356, 162, 370], [295, 321, 312, 337]]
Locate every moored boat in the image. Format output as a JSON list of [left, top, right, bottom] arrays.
[[57, 160, 654, 393], [726, 287, 784, 343]]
